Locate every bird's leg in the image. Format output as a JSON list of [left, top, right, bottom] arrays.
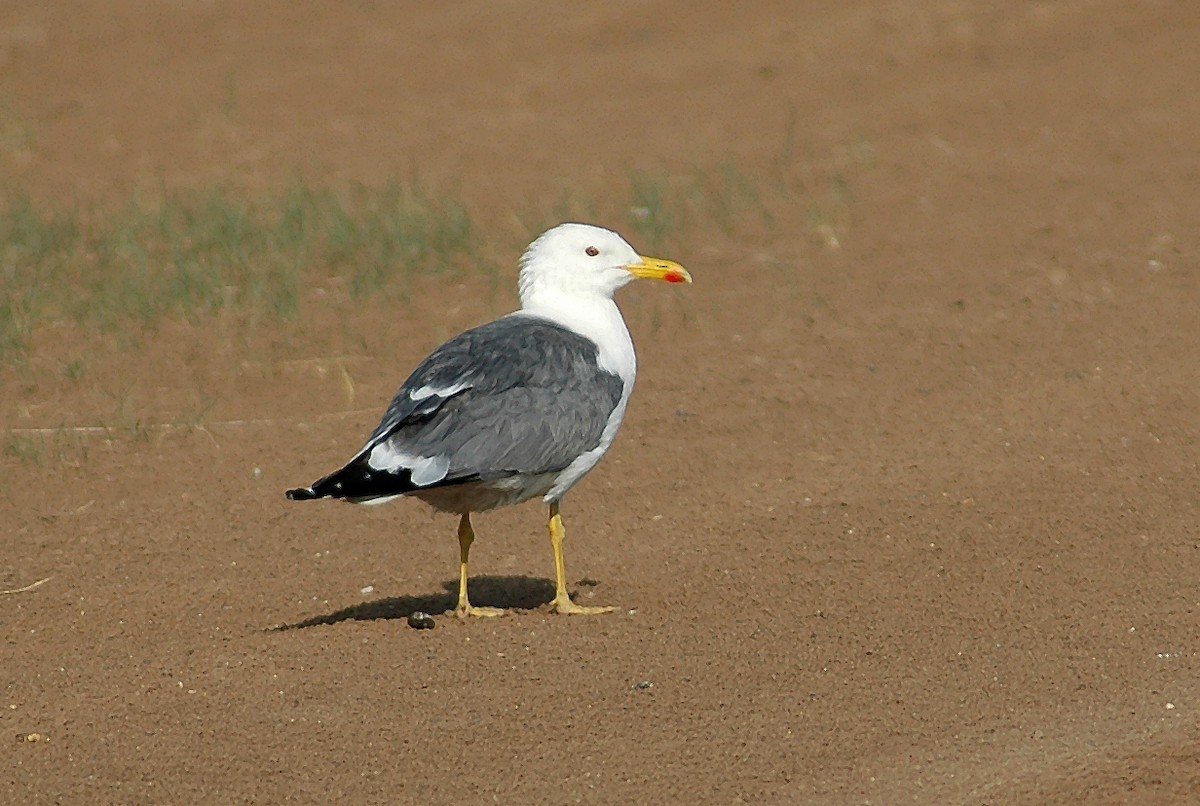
[[454, 513, 505, 618], [548, 502, 614, 615]]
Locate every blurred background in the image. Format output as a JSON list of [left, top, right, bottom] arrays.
[[3, 2, 1199, 803]]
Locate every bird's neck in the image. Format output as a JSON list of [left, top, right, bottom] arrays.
[[519, 290, 636, 382]]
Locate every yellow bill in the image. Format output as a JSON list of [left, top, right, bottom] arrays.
[[625, 256, 692, 285]]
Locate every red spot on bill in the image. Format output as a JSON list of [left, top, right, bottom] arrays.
[[665, 272, 686, 284]]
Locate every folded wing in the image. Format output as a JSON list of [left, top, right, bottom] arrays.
[[286, 315, 625, 503]]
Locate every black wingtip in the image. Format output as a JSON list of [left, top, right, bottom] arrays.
[[285, 487, 320, 501]]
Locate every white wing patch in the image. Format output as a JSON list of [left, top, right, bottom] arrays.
[[410, 454, 450, 486], [366, 442, 450, 486], [356, 494, 403, 507], [410, 381, 470, 401]]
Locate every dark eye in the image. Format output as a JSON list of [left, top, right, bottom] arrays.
[[585, 246, 599, 257]]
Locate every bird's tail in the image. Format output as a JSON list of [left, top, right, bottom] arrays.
[[285, 454, 421, 503]]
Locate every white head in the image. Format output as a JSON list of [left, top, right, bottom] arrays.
[[517, 223, 690, 309]]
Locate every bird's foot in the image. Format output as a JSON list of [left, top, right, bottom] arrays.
[[550, 594, 615, 616], [454, 604, 507, 618]]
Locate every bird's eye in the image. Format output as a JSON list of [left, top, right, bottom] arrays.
[[585, 246, 599, 257]]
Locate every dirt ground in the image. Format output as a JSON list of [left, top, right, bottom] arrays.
[[4, 1, 1200, 802]]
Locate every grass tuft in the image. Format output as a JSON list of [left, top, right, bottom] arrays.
[[3, 434, 43, 466], [627, 171, 679, 252], [0, 180, 486, 365]]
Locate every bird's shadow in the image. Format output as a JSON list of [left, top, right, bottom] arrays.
[[271, 575, 558, 631]]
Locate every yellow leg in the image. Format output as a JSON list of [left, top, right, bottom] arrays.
[[455, 513, 505, 618], [548, 502, 614, 615]]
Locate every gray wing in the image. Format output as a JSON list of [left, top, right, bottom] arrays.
[[361, 315, 625, 485]]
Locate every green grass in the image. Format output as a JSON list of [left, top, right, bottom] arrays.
[[1, 144, 870, 368], [627, 170, 678, 252], [2, 425, 91, 467], [0, 180, 490, 360], [3, 434, 43, 466]]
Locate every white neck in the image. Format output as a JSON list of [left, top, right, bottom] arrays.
[[518, 288, 637, 383]]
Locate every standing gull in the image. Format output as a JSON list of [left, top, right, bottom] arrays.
[[286, 223, 691, 617]]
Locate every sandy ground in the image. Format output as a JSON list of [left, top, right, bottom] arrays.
[[4, 1, 1200, 802]]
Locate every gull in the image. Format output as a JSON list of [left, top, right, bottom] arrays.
[[286, 223, 691, 616]]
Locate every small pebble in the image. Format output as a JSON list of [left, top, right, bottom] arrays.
[[632, 680, 653, 691], [360, 585, 375, 595], [407, 611, 436, 630], [16, 733, 49, 743]]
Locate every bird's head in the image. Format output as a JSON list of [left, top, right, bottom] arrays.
[[517, 223, 691, 307]]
